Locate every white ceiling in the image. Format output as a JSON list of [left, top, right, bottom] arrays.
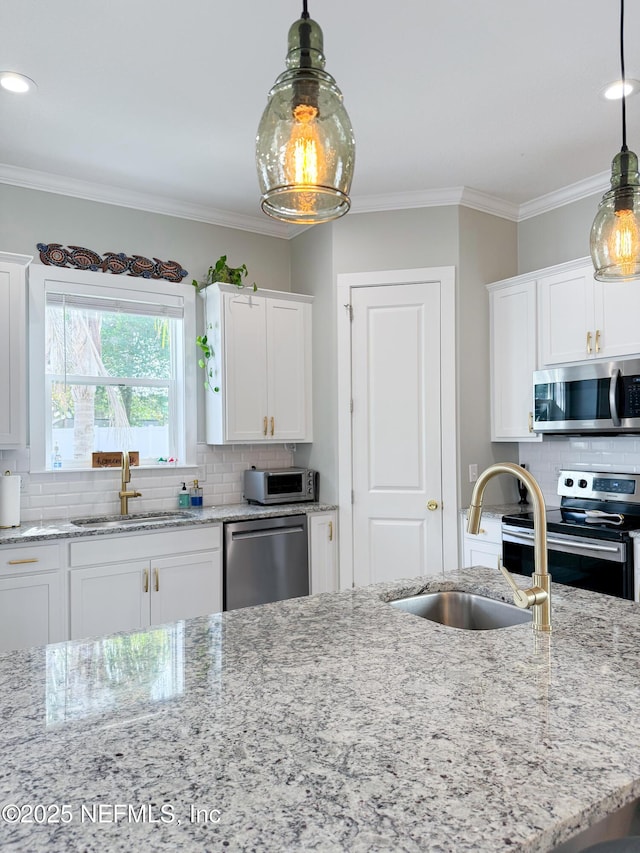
[[1, 0, 639, 237]]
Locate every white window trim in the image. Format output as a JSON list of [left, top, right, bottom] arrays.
[[28, 264, 196, 473]]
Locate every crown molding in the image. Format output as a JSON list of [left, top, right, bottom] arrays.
[[0, 163, 292, 239], [517, 171, 610, 221], [0, 162, 614, 236], [349, 186, 520, 221]]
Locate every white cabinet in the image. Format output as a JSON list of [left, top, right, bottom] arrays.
[[309, 511, 337, 594], [538, 258, 640, 366], [0, 543, 64, 651], [69, 525, 222, 640], [0, 252, 32, 447], [488, 278, 541, 442], [202, 284, 313, 444], [461, 514, 502, 570]]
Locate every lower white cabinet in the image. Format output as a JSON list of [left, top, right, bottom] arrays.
[[309, 511, 338, 594], [69, 525, 222, 640], [461, 514, 502, 570], [0, 543, 65, 651]]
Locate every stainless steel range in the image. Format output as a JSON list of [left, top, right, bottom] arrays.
[[502, 470, 640, 601]]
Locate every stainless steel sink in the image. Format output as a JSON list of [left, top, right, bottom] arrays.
[[70, 511, 196, 529], [389, 590, 532, 630], [550, 796, 640, 851]]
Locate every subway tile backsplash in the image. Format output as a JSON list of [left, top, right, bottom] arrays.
[[0, 444, 293, 523], [519, 436, 640, 507]]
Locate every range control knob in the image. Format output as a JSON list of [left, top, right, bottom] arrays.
[[579, 479, 588, 488], [564, 478, 574, 487]]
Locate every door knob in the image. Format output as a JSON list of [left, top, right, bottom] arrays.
[[427, 500, 439, 511]]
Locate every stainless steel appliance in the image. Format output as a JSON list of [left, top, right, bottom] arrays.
[[533, 358, 640, 435], [223, 514, 309, 610], [502, 470, 640, 601], [243, 467, 319, 505]]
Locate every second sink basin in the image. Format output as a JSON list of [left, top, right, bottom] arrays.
[[70, 511, 196, 529], [389, 590, 532, 630]]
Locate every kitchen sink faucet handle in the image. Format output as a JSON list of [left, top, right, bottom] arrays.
[[498, 557, 548, 610]]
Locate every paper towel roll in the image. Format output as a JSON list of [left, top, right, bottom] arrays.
[[0, 472, 21, 528]]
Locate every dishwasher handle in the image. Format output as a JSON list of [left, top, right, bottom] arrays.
[[230, 524, 306, 541]]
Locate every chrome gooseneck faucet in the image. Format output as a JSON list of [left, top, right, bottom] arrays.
[[467, 462, 552, 632], [119, 451, 142, 515]]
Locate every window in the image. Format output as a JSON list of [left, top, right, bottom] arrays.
[[29, 266, 196, 471]]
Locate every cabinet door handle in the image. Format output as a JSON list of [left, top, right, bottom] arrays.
[[263, 416, 268, 436], [595, 329, 601, 353], [154, 568, 159, 592], [144, 568, 149, 593], [8, 558, 39, 565], [270, 417, 275, 436], [328, 520, 333, 542], [528, 411, 534, 433], [586, 331, 592, 354]]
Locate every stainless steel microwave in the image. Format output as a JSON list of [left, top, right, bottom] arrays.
[[243, 467, 319, 505], [533, 358, 640, 434]]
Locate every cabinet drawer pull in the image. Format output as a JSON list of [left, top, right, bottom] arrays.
[[270, 416, 275, 436], [595, 329, 601, 353], [586, 331, 592, 354], [155, 568, 159, 592], [144, 568, 149, 593], [328, 520, 333, 542], [263, 416, 268, 436], [7, 558, 39, 565]]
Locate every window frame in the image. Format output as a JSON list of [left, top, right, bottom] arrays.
[[29, 264, 196, 473]]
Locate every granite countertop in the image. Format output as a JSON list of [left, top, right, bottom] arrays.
[[2, 567, 640, 852], [0, 502, 337, 546], [459, 503, 536, 521]]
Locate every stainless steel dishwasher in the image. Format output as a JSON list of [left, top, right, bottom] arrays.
[[223, 515, 309, 610]]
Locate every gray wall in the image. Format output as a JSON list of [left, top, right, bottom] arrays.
[[288, 224, 336, 501], [0, 183, 291, 442], [291, 205, 520, 508], [517, 194, 599, 273], [457, 207, 518, 506]]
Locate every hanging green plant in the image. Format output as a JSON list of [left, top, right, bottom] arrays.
[[193, 256, 258, 393], [192, 255, 257, 292], [195, 329, 219, 393]]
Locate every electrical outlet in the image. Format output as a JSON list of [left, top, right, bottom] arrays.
[[468, 463, 478, 483]]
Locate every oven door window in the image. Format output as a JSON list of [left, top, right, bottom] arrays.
[[503, 540, 630, 599]]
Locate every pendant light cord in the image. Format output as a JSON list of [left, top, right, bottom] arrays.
[[620, 0, 628, 152], [302, 0, 309, 20]]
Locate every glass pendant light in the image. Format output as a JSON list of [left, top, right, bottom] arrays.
[[256, 0, 355, 224], [590, 0, 640, 281]]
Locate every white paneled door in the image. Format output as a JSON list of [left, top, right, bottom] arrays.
[[339, 270, 457, 588]]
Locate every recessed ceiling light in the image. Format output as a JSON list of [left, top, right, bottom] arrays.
[[600, 78, 640, 100], [0, 71, 37, 94]]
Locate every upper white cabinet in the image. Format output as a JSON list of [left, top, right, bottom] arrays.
[[0, 252, 32, 447], [202, 284, 313, 444], [488, 278, 540, 442], [538, 258, 640, 366]]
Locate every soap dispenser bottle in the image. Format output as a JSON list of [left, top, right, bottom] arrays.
[[190, 479, 203, 507], [178, 482, 190, 508]]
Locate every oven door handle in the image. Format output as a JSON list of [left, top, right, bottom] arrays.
[[503, 527, 622, 553]]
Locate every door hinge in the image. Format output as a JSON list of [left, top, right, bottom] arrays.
[[351, 489, 354, 504], [350, 398, 353, 413], [344, 303, 353, 321]]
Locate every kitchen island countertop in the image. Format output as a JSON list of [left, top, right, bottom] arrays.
[[1, 567, 639, 852]]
